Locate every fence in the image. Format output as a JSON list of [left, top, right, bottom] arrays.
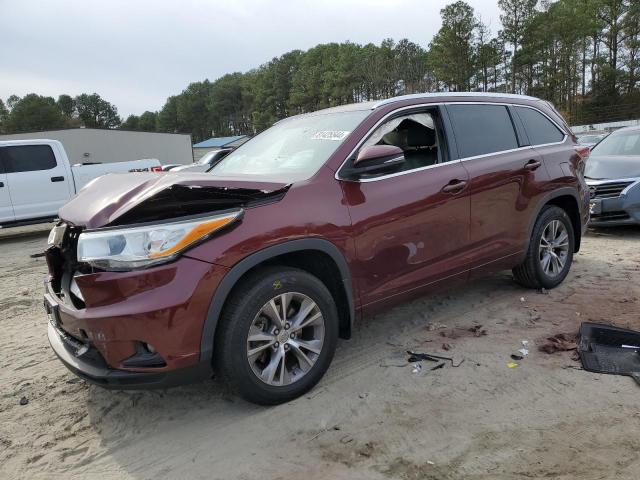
[[566, 101, 640, 127], [572, 118, 640, 133]]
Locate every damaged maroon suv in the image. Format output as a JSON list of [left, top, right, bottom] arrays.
[[44, 93, 589, 404]]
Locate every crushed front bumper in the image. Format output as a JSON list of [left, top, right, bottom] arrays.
[[47, 321, 211, 389], [43, 255, 227, 389]]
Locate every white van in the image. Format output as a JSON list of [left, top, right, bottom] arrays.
[[0, 139, 161, 227]]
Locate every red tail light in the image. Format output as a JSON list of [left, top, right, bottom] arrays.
[[574, 146, 589, 176], [151, 166, 162, 172], [574, 146, 590, 159]]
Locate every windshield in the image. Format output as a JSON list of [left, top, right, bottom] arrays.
[[585, 130, 640, 179], [211, 110, 370, 182], [590, 130, 640, 156]]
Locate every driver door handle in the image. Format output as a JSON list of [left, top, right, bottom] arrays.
[[442, 179, 467, 194], [524, 159, 542, 170]]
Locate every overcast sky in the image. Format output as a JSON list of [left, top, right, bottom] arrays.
[[1, 0, 501, 117]]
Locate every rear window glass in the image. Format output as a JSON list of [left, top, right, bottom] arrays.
[[515, 107, 565, 145], [447, 104, 518, 158], [2, 145, 57, 173]]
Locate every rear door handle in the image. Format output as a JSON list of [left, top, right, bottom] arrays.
[[442, 179, 467, 193], [51, 176, 64, 182], [0, 181, 4, 187], [524, 160, 542, 170]]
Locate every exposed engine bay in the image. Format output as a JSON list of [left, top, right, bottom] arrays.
[[110, 183, 290, 226]]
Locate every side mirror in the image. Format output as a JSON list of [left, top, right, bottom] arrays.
[[343, 145, 405, 178]]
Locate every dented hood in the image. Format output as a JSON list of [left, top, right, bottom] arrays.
[[59, 172, 290, 228]]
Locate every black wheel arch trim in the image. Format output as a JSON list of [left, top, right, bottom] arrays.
[[524, 187, 584, 254], [199, 238, 355, 363]]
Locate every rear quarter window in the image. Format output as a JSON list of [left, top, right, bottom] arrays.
[[447, 104, 519, 158], [514, 106, 565, 145], [1, 145, 57, 173]]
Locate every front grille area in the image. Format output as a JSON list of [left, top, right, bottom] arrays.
[[46, 224, 88, 308], [591, 210, 631, 222], [591, 181, 634, 199]]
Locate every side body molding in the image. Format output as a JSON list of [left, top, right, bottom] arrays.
[[199, 238, 355, 363]]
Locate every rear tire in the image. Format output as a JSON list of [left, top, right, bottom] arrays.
[[512, 205, 575, 289], [214, 266, 338, 405]]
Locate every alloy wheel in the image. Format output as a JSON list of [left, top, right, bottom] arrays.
[[538, 219, 569, 278], [246, 292, 325, 386]]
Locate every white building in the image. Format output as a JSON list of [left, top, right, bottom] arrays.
[[0, 128, 193, 166]]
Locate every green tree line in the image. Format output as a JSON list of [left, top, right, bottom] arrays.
[[0, 93, 121, 133], [1, 0, 638, 141]]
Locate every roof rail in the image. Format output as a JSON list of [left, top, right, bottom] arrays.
[[373, 92, 540, 108]]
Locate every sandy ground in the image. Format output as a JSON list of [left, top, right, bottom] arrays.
[[1, 222, 640, 480]]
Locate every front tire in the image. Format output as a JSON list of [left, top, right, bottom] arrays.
[[214, 267, 339, 405], [513, 205, 575, 289]]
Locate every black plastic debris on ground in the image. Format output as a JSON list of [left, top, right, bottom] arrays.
[[579, 322, 640, 385], [406, 350, 465, 368]]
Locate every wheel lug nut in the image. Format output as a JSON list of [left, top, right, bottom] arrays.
[[274, 329, 279, 335], [284, 322, 291, 329], [274, 342, 279, 348], [290, 333, 295, 339], [284, 344, 290, 351]]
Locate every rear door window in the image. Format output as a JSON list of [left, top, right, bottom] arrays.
[[514, 106, 565, 145], [2, 145, 57, 173], [447, 104, 519, 158]]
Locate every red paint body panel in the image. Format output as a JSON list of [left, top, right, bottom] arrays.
[[185, 173, 355, 270], [51, 257, 227, 371], [343, 161, 470, 308], [462, 147, 550, 270]]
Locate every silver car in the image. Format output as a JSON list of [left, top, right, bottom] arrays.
[[577, 133, 606, 148], [171, 149, 233, 173], [585, 126, 640, 226]]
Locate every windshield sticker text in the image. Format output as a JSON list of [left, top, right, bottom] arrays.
[[311, 131, 350, 141]]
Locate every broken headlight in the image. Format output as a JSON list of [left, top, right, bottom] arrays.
[[77, 210, 242, 270]]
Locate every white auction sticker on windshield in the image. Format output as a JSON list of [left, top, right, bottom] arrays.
[[311, 131, 350, 141]]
